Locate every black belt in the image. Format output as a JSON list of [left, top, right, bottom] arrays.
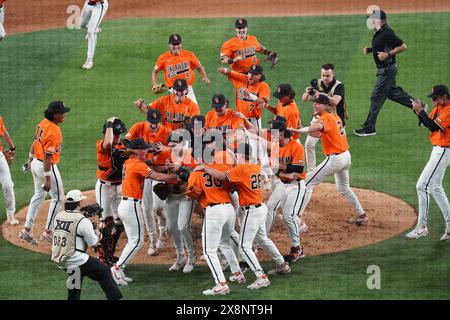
[[243, 204, 262, 210], [327, 151, 345, 156], [122, 197, 140, 202], [100, 180, 121, 186], [376, 62, 396, 69], [35, 158, 43, 162], [207, 203, 229, 208], [88, 1, 104, 6]]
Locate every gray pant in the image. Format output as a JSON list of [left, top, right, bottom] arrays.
[[363, 65, 413, 131]]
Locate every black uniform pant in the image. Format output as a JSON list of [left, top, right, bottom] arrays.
[[67, 256, 122, 300], [363, 65, 413, 131]]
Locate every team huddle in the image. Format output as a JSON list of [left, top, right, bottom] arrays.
[[1, 8, 450, 300]]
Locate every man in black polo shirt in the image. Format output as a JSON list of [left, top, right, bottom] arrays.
[[354, 9, 414, 137]]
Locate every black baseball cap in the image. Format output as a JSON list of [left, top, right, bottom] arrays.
[[273, 84, 294, 99], [271, 120, 287, 130], [173, 78, 188, 91], [248, 64, 264, 74], [147, 109, 162, 123], [168, 34, 182, 45], [371, 9, 387, 20], [128, 138, 152, 150], [211, 93, 227, 108], [46, 100, 71, 114], [235, 18, 248, 29], [236, 142, 252, 157], [427, 84, 449, 99], [313, 95, 330, 105]]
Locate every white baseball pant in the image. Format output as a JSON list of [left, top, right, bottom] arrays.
[[202, 203, 241, 284], [416, 146, 450, 227], [95, 179, 121, 222], [305, 116, 320, 173], [142, 179, 167, 244], [117, 198, 145, 268], [0, 4, 6, 40], [265, 176, 285, 235], [166, 193, 195, 259], [240, 203, 285, 273], [80, 0, 108, 61], [248, 118, 262, 135], [299, 150, 365, 217], [0, 152, 15, 217], [24, 158, 65, 231]]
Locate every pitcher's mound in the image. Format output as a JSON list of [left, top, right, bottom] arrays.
[[2, 183, 416, 265]]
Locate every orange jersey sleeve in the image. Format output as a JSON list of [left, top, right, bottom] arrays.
[[220, 36, 262, 73], [125, 121, 147, 141], [121, 158, 152, 200], [278, 139, 306, 181], [33, 118, 63, 164], [188, 170, 231, 208], [225, 164, 263, 206], [277, 101, 301, 140], [0, 116, 5, 152], [429, 103, 450, 147], [204, 109, 244, 134], [318, 112, 349, 155]]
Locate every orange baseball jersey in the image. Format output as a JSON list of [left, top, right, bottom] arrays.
[[0, 116, 6, 152], [220, 36, 262, 73], [121, 158, 152, 200], [276, 100, 301, 140], [318, 112, 349, 155], [278, 139, 306, 181], [429, 102, 450, 146], [154, 50, 202, 87], [204, 109, 245, 134], [33, 118, 63, 164], [126, 121, 170, 145], [96, 139, 126, 182], [148, 95, 200, 131], [187, 170, 231, 208], [151, 148, 198, 185], [228, 71, 270, 119], [225, 163, 263, 206]]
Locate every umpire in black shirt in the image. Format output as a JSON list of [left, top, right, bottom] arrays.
[[354, 9, 414, 137]]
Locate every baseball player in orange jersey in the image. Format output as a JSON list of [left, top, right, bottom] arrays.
[[125, 109, 171, 256], [0, 0, 7, 41], [265, 84, 302, 140], [0, 115, 18, 225], [110, 138, 178, 286], [135, 78, 200, 132], [292, 95, 368, 225], [220, 18, 278, 74], [189, 136, 242, 296], [153, 34, 210, 104], [19, 101, 71, 244], [95, 117, 127, 265], [218, 64, 270, 133], [79, 0, 108, 70], [406, 85, 450, 240], [201, 142, 292, 288]]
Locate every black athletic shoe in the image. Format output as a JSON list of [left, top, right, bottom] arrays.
[[354, 127, 376, 137]]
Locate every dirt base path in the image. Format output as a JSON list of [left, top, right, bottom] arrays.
[[4, 0, 449, 35], [2, 183, 416, 266]]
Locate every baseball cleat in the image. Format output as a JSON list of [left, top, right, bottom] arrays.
[[18, 229, 37, 245], [40, 230, 53, 243], [247, 274, 270, 290], [7, 215, 19, 226], [203, 282, 230, 296], [183, 256, 196, 273], [283, 246, 306, 263], [229, 271, 246, 284], [156, 232, 168, 250], [405, 226, 429, 239], [348, 214, 369, 226], [147, 244, 158, 256], [440, 231, 450, 242], [169, 256, 187, 271], [268, 261, 292, 275], [82, 60, 93, 70], [110, 265, 128, 286], [354, 127, 376, 137]]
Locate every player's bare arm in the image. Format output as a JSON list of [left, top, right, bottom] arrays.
[[147, 171, 178, 183], [203, 165, 226, 180], [197, 65, 210, 84], [134, 98, 148, 113], [43, 153, 52, 192], [233, 111, 257, 133], [151, 69, 160, 88], [101, 117, 117, 151], [377, 43, 407, 61]]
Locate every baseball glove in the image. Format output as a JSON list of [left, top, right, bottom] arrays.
[[152, 83, 167, 94], [185, 185, 203, 200], [3, 150, 15, 165], [153, 183, 170, 201], [265, 51, 278, 68]]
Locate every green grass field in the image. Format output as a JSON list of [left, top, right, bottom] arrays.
[[0, 12, 449, 299]]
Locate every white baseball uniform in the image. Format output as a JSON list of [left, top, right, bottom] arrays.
[[95, 180, 121, 221], [142, 179, 167, 244], [304, 116, 321, 173], [0, 1, 6, 40], [80, 0, 109, 62], [0, 152, 15, 218]]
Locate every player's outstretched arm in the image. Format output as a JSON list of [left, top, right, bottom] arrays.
[[203, 165, 226, 181], [148, 171, 178, 183]]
